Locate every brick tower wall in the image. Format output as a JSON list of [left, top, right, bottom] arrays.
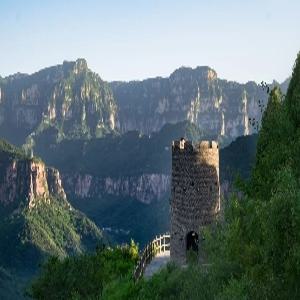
[[170, 140, 220, 265]]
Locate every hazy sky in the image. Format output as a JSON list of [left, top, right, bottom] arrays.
[[1, 0, 300, 83]]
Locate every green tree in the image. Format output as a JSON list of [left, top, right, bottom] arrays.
[[250, 86, 293, 200], [30, 244, 138, 300]]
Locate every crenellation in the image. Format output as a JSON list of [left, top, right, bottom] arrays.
[[172, 139, 219, 153], [197, 140, 218, 149], [172, 139, 194, 151]]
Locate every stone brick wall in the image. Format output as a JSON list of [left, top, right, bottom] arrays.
[[170, 139, 220, 264]]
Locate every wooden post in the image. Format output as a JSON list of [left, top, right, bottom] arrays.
[[160, 235, 162, 253], [146, 245, 148, 264]]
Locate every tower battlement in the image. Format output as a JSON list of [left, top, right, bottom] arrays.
[[172, 139, 219, 152], [197, 140, 219, 150], [172, 138, 219, 169], [170, 138, 220, 265]]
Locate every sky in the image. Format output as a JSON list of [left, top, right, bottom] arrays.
[[0, 0, 300, 83]]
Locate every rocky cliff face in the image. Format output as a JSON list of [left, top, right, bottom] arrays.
[[0, 158, 66, 210], [61, 172, 239, 206], [0, 60, 288, 147], [62, 173, 170, 204], [0, 59, 117, 145], [0, 140, 106, 282], [111, 67, 271, 139], [58, 133, 258, 207], [46, 167, 67, 201]]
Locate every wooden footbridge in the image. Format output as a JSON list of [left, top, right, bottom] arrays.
[[133, 233, 170, 281]]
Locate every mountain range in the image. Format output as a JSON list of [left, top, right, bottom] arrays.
[[0, 59, 288, 149]]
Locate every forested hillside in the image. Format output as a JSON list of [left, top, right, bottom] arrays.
[[0, 140, 105, 299]]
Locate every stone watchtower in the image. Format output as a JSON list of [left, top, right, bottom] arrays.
[[170, 138, 220, 265]]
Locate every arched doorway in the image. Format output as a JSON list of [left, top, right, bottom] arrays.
[[186, 231, 199, 252]]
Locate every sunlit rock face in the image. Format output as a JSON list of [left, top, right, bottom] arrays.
[[0, 59, 117, 145], [0, 159, 66, 209], [111, 67, 269, 140], [46, 167, 67, 201], [61, 173, 171, 204]]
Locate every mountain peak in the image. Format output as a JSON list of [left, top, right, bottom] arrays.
[[62, 58, 88, 75], [0, 58, 117, 145], [170, 66, 217, 81]]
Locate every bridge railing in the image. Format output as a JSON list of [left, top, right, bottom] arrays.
[[133, 233, 170, 281]]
